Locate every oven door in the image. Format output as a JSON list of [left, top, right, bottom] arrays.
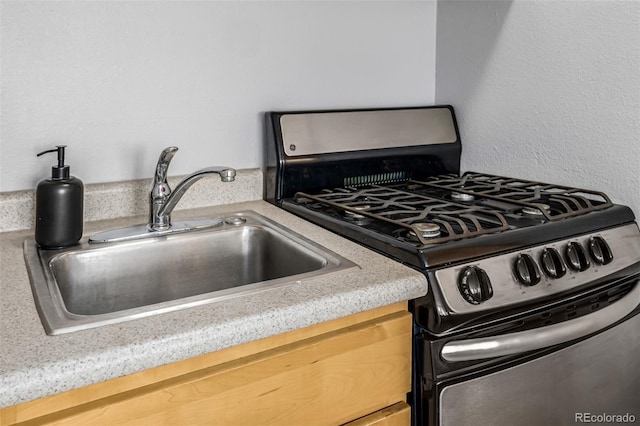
[[419, 279, 640, 426]]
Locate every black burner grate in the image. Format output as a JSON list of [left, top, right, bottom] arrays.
[[295, 185, 509, 245], [419, 172, 613, 220]]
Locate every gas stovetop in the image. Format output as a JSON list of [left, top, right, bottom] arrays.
[[281, 169, 639, 332], [291, 171, 613, 246], [282, 171, 634, 269], [266, 106, 640, 333]]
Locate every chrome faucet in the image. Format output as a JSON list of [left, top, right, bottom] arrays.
[[88, 146, 236, 243], [149, 146, 236, 231]]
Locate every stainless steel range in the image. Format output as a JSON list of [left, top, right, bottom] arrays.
[[264, 106, 640, 426]]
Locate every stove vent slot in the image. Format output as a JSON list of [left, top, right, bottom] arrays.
[[344, 171, 407, 187], [513, 282, 634, 331]]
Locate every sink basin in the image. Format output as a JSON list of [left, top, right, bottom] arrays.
[[24, 211, 357, 335]]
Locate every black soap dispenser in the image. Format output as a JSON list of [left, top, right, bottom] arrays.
[[35, 145, 84, 248]]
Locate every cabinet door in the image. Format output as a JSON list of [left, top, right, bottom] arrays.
[[3, 308, 412, 426], [343, 402, 411, 426]]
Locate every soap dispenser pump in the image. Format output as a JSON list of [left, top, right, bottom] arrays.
[[35, 145, 84, 248]]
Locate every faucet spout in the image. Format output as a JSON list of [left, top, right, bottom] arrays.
[[89, 147, 236, 243], [157, 167, 236, 219], [148, 147, 236, 231]]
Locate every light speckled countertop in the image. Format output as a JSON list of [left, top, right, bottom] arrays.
[[0, 200, 427, 408]]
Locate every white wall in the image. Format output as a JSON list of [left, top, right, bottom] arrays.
[[0, 1, 437, 192], [436, 0, 640, 218]]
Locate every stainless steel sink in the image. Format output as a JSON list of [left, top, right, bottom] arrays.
[[24, 211, 357, 335]]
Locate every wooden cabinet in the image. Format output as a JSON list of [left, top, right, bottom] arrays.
[[344, 402, 411, 426], [0, 302, 412, 425]]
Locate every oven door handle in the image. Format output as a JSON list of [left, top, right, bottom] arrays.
[[441, 281, 640, 362]]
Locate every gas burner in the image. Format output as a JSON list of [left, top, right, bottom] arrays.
[[451, 191, 475, 202], [522, 203, 551, 216], [344, 204, 372, 219], [410, 222, 442, 239]]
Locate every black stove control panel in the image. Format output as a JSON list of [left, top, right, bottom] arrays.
[[435, 224, 640, 313]]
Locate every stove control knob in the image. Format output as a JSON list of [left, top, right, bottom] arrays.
[[458, 266, 493, 305], [540, 248, 566, 279], [514, 254, 541, 286], [588, 236, 613, 265], [565, 242, 590, 271]]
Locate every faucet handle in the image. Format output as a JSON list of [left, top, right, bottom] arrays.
[[155, 146, 178, 183]]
